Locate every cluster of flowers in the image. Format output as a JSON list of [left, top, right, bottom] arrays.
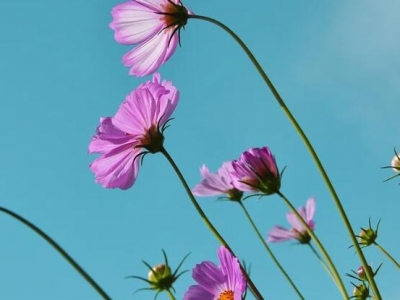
[[86, 0, 399, 299]]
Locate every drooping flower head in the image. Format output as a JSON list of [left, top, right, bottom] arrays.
[[192, 162, 243, 201], [88, 73, 179, 189], [231, 147, 281, 195], [267, 197, 316, 244], [110, 0, 190, 77], [184, 246, 246, 300]]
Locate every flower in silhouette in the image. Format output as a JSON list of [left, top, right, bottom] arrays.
[[184, 246, 246, 300], [88, 73, 179, 189], [110, 0, 190, 76], [267, 198, 316, 244]]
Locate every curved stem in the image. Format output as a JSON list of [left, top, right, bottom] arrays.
[[160, 148, 264, 300], [276, 192, 348, 299], [374, 242, 400, 270], [189, 14, 381, 299], [238, 201, 305, 300], [0, 206, 112, 300], [166, 289, 176, 300]]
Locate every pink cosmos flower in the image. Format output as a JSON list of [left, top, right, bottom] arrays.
[[88, 73, 179, 189], [192, 162, 243, 201], [110, 0, 190, 77], [231, 147, 281, 195], [183, 246, 246, 300], [267, 198, 316, 244]]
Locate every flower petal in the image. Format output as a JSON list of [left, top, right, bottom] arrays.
[[218, 246, 246, 294], [267, 226, 297, 242], [123, 29, 178, 77], [110, 1, 163, 44], [183, 285, 214, 300], [89, 143, 140, 189], [192, 261, 225, 295]]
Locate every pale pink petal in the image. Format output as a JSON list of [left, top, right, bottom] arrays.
[[123, 29, 177, 77], [110, 1, 163, 44], [267, 226, 297, 242], [305, 197, 316, 223]]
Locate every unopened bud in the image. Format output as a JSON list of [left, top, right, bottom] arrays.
[[352, 284, 369, 300]]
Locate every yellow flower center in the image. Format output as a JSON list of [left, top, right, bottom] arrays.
[[218, 290, 234, 300]]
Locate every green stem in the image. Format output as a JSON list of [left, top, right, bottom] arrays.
[[308, 243, 335, 282], [160, 148, 264, 300], [276, 192, 348, 299], [238, 201, 305, 300], [189, 14, 381, 299], [166, 289, 176, 300], [374, 242, 400, 270], [0, 206, 112, 300]]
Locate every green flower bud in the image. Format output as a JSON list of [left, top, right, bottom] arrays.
[[352, 284, 369, 300], [148, 264, 174, 291]]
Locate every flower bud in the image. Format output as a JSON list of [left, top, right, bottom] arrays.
[[391, 154, 400, 173], [148, 264, 172, 289], [352, 284, 369, 300], [358, 228, 377, 246], [356, 266, 370, 281]]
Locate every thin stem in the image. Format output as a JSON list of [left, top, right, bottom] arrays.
[[374, 242, 400, 270], [160, 147, 264, 300], [189, 14, 381, 299], [276, 192, 348, 299], [308, 243, 335, 282], [166, 289, 176, 300], [238, 201, 305, 300], [0, 206, 112, 300]]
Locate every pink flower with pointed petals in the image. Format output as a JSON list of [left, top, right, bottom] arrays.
[[231, 147, 281, 195], [183, 246, 246, 300], [110, 0, 190, 77], [267, 197, 316, 244], [88, 73, 179, 189], [192, 162, 243, 201]]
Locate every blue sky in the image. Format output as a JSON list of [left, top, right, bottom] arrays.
[[0, 0, 399, 299]]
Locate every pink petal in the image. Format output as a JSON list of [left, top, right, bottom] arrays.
[[306, 197, 316, 223], [110, 1, 163, 45], [267, 226, 297, 242], [123, 29, 178, 77], [90, 143, 140, 189]]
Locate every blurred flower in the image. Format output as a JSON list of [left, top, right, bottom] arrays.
[[192, 162, 243, 201], [127, 250, 189, 298], [110, 0, 190, 77], [391, 154, 400, 173], [184, 246, 246, 300], [382, 148, 400, 182], [351, 283, 370, 300], [88, 73, 178, 189], [267, 197, 316, 244], [347, 264, 382, 283], [231, 147, 281, 195], [356, 219, 380, 248]]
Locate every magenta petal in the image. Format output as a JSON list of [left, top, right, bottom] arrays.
[[218, 247, 246, 294], [183, 285, 214, 300], [90, 144, 140, 189]]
